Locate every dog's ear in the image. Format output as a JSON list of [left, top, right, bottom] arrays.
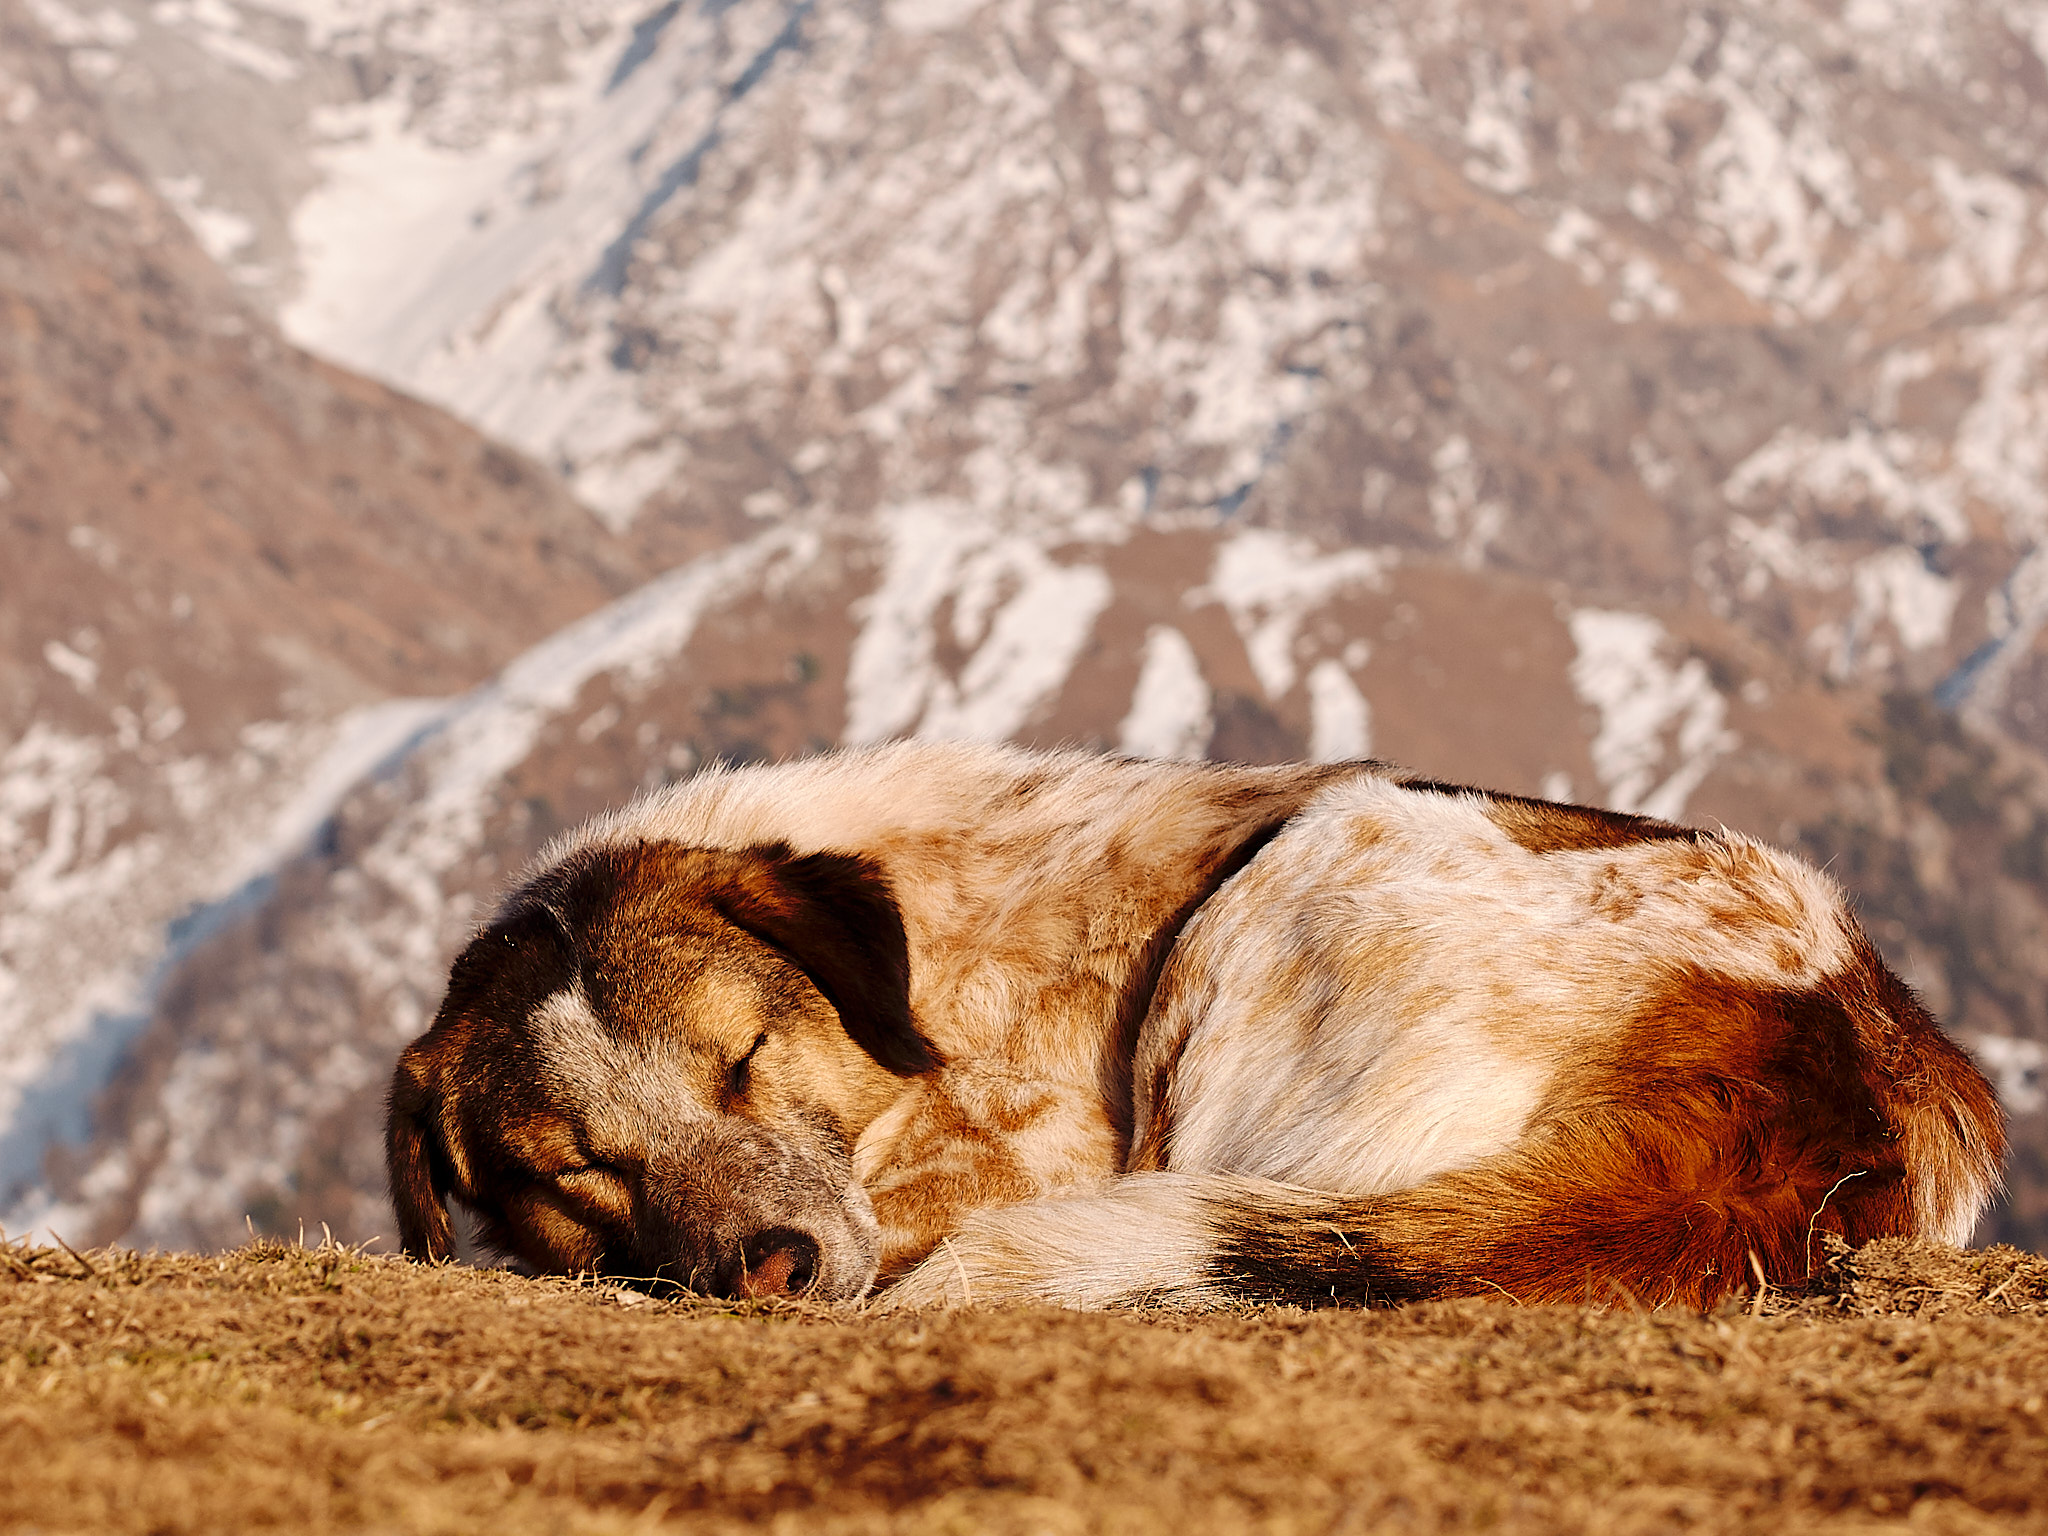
[[715, 849, 938, 1075], [386, 1041, 457, 1261]]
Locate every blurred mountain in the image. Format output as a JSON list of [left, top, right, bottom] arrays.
[[5, 0, 2046, 1249], [0, 2, 648, 1237]]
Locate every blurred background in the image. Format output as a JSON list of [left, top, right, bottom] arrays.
[[2, 0, 2045, 1256]]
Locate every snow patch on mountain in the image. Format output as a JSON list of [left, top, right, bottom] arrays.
[[1304, 657, 1373, 764], [1725, 423, 1965, 542], [1194, 531, 1393, 701], [1428, 436, 1507, 571], [1850, 548, 1960, 658], [844, 504, 1115, 745], [22, 0, 135, 47], [1612, 13, 1862, 320], [1954, 305, 2048, 542], [1928, 158, 2033, 308], [1118, 626, 1213, 761], [276, 2, 679, 523], [1567, 610, 1737, 822], [155, 173, 261, 274]]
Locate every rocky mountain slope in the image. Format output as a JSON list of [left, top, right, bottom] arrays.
[[0, 3, 650, 1238], [5, 0, 2047, 1250]]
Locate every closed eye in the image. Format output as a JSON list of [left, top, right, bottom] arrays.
[[728, 1031, 768, 1098], [550, 1165, 630, 1220]]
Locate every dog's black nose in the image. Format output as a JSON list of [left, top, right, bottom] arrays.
[[716, 1228, 820, 1299]]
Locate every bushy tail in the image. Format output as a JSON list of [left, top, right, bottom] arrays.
[[877, 1154, 1867, 1312]]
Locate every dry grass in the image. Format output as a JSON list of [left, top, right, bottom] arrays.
[[3, 1235, 2046, 1535]]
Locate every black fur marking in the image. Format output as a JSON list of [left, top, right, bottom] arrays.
[[1211, 1211, 1441, 1308], [715, 844, 938, 1077]]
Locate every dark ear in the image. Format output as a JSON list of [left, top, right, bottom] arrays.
[[715, 849, 938, 1075], [386, 1042, 457, 1261]]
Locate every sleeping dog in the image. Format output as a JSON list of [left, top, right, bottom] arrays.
[[387, 742, 2004, 1308]]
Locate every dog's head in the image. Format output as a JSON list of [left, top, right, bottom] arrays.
[[385, 840, 935, 1301]]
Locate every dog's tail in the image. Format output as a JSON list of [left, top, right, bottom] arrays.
[[884, 955, 2005, 1311], [883, 1133, 1989, 1312]]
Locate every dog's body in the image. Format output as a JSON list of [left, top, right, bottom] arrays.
[[388, 742, 2004, 1308]]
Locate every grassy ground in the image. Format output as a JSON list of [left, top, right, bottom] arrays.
[[3, 1235, 2046, 1535]]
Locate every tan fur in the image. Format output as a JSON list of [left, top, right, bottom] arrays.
[[388, 743, 2004, 1309]]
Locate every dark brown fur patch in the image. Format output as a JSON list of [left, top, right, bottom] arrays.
[[385, 1051, 457, 1262], [386, 900, 582, 1261], [1394, 775, 1705, 855], [533, 839, 934, 1075], [719, 846, 934, 1076]]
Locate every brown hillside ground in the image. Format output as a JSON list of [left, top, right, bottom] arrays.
[[3, 1237, 2046, 1535]]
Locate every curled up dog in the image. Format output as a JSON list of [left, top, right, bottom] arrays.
[[386, 742, 2004, 1308]]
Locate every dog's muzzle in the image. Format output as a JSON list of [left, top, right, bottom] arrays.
[[629, 1119, 879, 1302]]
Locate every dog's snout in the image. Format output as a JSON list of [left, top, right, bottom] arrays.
[[625, 1127, 876, 1301], [716, 1227, 820, 1299]]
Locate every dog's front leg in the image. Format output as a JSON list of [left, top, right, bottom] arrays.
[[853, 1065, 1122, 1287]]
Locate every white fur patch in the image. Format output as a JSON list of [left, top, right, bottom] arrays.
[[1145, 776, 1859, 1196], [527, 987, 714, 1157]]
